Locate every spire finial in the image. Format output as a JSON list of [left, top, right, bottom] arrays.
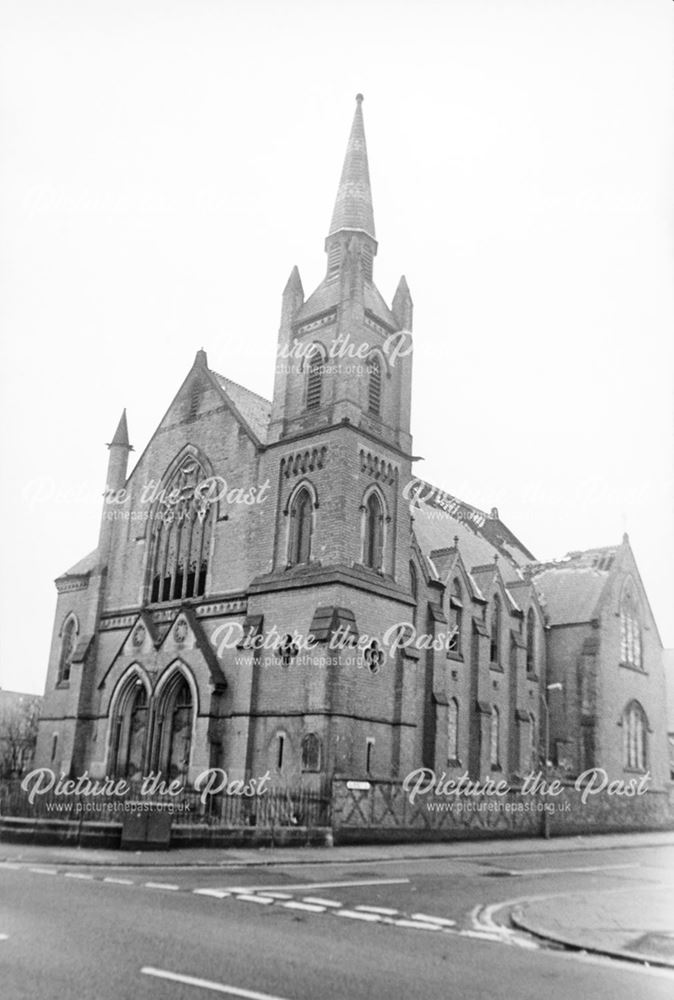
[[328, 96, 376, 240], [108, 408, 132, 451]]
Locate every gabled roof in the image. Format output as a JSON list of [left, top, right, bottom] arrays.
[[209, 371, 271, 445], [58, 549, 98, 579], [531, 565, 609, 626]]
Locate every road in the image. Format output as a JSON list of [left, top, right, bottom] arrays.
[[1, 842, 673, 999]]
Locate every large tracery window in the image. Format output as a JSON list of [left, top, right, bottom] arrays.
[[620, 591, 642, 669], [363, 490, 384, 570], [288, 486, 313, 566], [149, 455, 214, 603], [623, 701, 647, 771]]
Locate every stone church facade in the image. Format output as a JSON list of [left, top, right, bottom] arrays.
[[36, 97, 670, 796]]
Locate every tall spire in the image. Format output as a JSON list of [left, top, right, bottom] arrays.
[[328, 94, 376, 240], [108, 408, 131, 450]]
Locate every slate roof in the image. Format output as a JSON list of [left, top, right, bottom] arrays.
[[211, 372, 271, 444], [412, 496, 530, 586], [60, 549, 98, 579], [531, 565, 609, 626]]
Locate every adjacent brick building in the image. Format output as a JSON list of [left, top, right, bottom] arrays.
[[35, 97, 669, 796]]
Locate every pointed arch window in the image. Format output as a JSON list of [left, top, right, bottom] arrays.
[[620, 591, 642, 669], [490, 594, 501, 664], [449, 579, 463, 655], [409, 562, 418, 627], [623, 701, 647, 770], [288, 486, 314, 566], [111, 678, 149, 781], [447, 699, 459, 762], [526, 609, 536, 674], [367, 354, 382, 416], [57, 617, 77, 686], [149, 455, 213, 604], [363, 490, 384, 570], [153, 672, 193, 783], [490, 707, 500, 768], [305, 348, 324, 411]]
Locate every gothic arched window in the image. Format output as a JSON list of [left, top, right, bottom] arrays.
[[363, 490, 384, 570], [490, 594, 501, 664], [449, 579, 463, 655], [620, 591, 642, 669], [367, 354, 382, 415], [305, 348, 324, 411], [57, 617, 77, 685], [301, 733, 321, 772], [111, 677, 149, 781], [149, 455, 214, 604], [490, 707, 500, 768], [447, 699, 459, 762], [526, 608, 536, 674], [288, 486, 313, 565], [623, 701, 647, 770], [153, 672, 194, 783]]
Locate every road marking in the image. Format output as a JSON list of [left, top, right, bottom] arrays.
[[302, 897, 342, 907], [500, 863, 640, 877], [144, 882, 179, 891], [193, 889, 231, 899], [355, 905, 399, 915], [262, 892, 293, 900], [29, 867, 58, 876], [64, 872, 93, 880], [0, 862, 22, 869], [141, 966, 291, 999], [460, 929, 503, 941], [395, 919, 441, 931], [235, 894, 275, 905], [282, 901, 326, 913], [223, 878, 409, 893], [410, 913, 456, 927], [103, 877, 134, 886], [0, 934, 8, 941], [336, 909, 383, 922]]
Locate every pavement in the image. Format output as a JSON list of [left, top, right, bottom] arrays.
[[1, 828, 673, 868], [512, 885, 674, 969], [3, 829, 674, 972]]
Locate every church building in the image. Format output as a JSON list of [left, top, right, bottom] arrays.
[[36, 97, 669, 797]]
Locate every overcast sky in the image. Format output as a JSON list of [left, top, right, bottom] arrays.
[[1, 0, 672, 695]]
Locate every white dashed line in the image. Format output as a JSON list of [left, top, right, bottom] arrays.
[[336, 909, 383, 923], [141, 966, 291, 999], [29, 868, 58, 876], [282, 901, 326, 913], [235, 894, 275, 905], [410, 913, 456, 927], [103, 877, 134, 886], [193, 888, 231, 899], [355, 905, 399, 915], [223, 878, 409, 893], [0, 934, 8, 941], [65, 872, 93, 880], [260, 892, 293, 900], [144, 882, 179, 891], [460, 929, 502, 941], [394, 919, 441, 931], [0, 862, 22, 870], [302, 897, 342, 908]]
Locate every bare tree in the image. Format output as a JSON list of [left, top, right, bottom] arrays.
[[0, 696, 41, 779]]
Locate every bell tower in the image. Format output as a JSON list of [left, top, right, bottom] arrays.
[[269, 95, 413, 458]]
